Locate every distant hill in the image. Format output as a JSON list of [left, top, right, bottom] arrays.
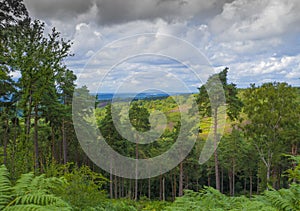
[[94, 92, 193, 102]]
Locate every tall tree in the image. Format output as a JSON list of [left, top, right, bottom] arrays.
[[56, 69, 77, 164], [197, 68, 242, 191], [99, 104, 124, 199], [219, 129, 246, 196], [129, 102, 150, 200], [3, 19, 73, 172], [0, 0, 28, 170], [242, 82, 299, 188]]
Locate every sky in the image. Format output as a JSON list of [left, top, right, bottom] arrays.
[[23, 0, 300, 93]]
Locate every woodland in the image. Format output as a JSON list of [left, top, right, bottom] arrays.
[[0, 0, 299, 210]]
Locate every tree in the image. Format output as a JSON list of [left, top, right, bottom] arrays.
[[129, 102, 150, 200], [56, 69, 77, 164], [0, 0, 28, 168], [99, 104, 124, 199], [0, 0, 27, 106], [0, 0, 28, 27], [2, 18, 73, 172], [219, 129, 251, 196], [197, 67, 242, 191], [243, 82, 299, 189]]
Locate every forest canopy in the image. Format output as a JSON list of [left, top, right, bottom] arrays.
[[0, 0, 299, 210]]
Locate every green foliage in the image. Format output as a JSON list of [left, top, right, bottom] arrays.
[[257, 184, 300, 211], [129, 102, 151, 132], [80, 199, 170, 211], [284, 155, 300, 183], [1, 0, 299, 206], [0, 165, 71, 210], [0, 165, 12, 210], [197, 67, 242, 120], [44, 163, 108, 210], [164, 185, 300, 211], [93, 200, 137, 211], [242, 82, 300, 187]]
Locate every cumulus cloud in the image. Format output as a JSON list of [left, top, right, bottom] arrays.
[[25, 0, 234, 25], [210, 0, 300, 41], [24, 0, 300, 90], [225, 54, 300, 87]]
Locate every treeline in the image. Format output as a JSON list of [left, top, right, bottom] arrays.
[[1, 0, 299, 206], [94, 71, 300, 201]]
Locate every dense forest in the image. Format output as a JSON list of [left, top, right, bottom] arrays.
[[0, 0, 299, 210]]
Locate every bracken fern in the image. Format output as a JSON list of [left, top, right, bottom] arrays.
[[0, 165, 71, 210]]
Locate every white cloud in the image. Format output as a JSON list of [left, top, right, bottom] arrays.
[[24, 0, 300, 90], [210, 0, 300, 41], [225, 54, 300, 86]]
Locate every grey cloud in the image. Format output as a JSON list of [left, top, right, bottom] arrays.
[[25, 0, 234, 25], [24, 0, 94, 20], [95, 0, 189, 25]]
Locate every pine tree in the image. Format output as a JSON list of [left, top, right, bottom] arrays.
[[197, 68, 242, 191]]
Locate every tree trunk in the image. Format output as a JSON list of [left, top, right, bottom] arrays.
[[277, 168, 281, 189], [179, 161, 183, 196], [228, 170, 233, 196], [173, 174, 177, 200], [58, 138, 62, 163], [159, 175, 162, 200], [51, 126, 56, 161], [120, 178, 123, 198], [25, 93, 32, 138], [213, 107, 220, 191], [135, 141, 138, 201], [232, 162, 235, 196], [221, 167, 224, 193], [257, 171, 260, 194], [272, 168, 277, 189], [162, 177, 165, 201], [110, 161, 113, 199], [34, 104, 39, 172], [129, 179, 132, 199], [62, 119, 67, 164], [266, 164, 271, 190], [291, 144, 298, 183], [244, 177, 247, 195], [11, 116, 18, 177], [139, 179, 143, 198], [185, 175, 189, 189], [171, 175, 174, 200], [119, 177, 122, 198], [249, 174, 253, 198], [3, 117, 9, 166], [114, 174, 118, 199], [148, 178, 151, 199]]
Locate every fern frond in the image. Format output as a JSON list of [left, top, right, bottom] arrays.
[[0, 165, 13, 210], [258, 185, 300, 211], [36, 175, 68, 193], [4, 204, 46, 211], [13, 172, 35, 195], [4, 204, 71, 211], [30, 175, 46, 192], [13, 193, 68, 206], [13, 173, 67, 195]]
